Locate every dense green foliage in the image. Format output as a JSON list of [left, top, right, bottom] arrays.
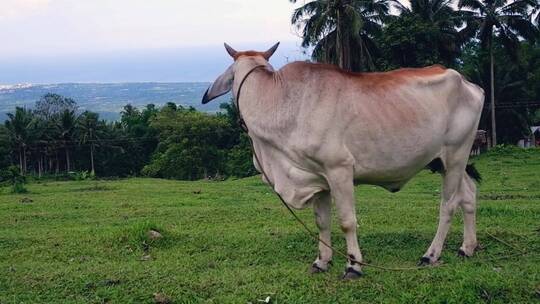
[[462, 47, 539, 144], [379, 0, 465, 69], [379, 15, 459, 68], [143, 106, 231, 180], [0, 125, 10, 169], [1, 95, 253, 180], [142, 103, 256, 180], [1, 149, 539, 302], [461, 40, 540, 141], [1, 95, 159, 178]]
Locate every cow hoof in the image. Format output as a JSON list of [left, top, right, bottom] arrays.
[[310, 263, 327, 274], [457, 248, 473, 257], [417, 256, 431, 266], [341, 267, 363, 280], [417, 256, 441, 266]]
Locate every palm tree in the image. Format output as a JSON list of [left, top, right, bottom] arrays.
[[458, 0, 538, 146], [5, 107, 35, 175], [290, 0, 390, 71], [29, 115, 50, 177], [77, 111, 102, 175], [0, 125, 12, 169], [56, 109, 78, 172]]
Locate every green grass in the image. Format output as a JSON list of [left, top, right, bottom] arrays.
[[1, 148, 539, 303]]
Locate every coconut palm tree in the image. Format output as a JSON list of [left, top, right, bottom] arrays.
[[56, 109, 78, 172], [77, 111, 102, 175], [0, 125, 12, 169], [290, 0, 390, 71], [458, 0, 538, 146], [5, 107, 35, 175]]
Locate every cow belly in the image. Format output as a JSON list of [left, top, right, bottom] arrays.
[[350, 135, 443, 186]]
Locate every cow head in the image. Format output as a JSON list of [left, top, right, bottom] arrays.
[[201, 42, 280, 104]]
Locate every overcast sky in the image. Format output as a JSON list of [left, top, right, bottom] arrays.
[[1, 0, 308, 56], [0, 0, 315, 83]]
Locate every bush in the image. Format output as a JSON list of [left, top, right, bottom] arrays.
[[68, 170, 94, 181], [144, 108, 232, 180], [479, 145, 540, 159], [0, 166, 28, 194], [225, 134, 257, 178]]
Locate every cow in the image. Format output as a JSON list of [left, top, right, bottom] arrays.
[[471, 130, 488, 155], [202, 43, 484, 279]]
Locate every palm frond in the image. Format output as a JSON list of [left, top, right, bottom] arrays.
[[499, 0, 536, 15], [458, 0, 484, 12], [502, 14, 539, 41]]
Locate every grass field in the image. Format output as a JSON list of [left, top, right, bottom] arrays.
[[1, 147, 539, 303]]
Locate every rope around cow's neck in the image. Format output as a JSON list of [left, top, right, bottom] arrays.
[[233, 65, 533, 272]]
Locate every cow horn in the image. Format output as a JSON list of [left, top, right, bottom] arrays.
[[263, 42, 280, 60], [224, 43, 237, 58]]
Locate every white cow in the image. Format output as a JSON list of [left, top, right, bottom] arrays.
[[202, 43, 484, 279]]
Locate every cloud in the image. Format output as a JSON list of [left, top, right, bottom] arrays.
[[0, 0, 304, 57], [0, 0, 51, 20]]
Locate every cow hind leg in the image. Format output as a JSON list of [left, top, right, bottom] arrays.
[[420, 154, 472, 265], [310, 191, 333, 273], [458, 174, 478, 257]]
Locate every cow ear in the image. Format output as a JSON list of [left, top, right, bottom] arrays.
[[202, 64, 234, 104], [263, 42, 280, 60]]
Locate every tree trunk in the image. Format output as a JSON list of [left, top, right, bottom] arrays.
[[359, 41, 365, 71], [90, 144, 95, 175], [336, 9, 344, 69], [19, 148, 23, 175], [38, 154, 42, 178], [65, 146, 71, 172], [49, 153, 53, 173], [55, 150, 59, 174], [489, 42, 497, 147], [22, 146, 27, 175], [343, 35, 351, 71]]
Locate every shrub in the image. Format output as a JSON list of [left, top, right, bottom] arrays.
[[0, 166, 28, 194]]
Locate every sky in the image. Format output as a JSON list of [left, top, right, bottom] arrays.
[[0, 0, 311, 84]]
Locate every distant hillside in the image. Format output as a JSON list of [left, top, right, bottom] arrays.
[[0, 82, 229, 121]]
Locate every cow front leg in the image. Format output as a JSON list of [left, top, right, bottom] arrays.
[[310, 191, 332, 273], [328, 167, 363, 279]]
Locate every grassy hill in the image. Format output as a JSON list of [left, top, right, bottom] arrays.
[[1, 147, 539, 303]]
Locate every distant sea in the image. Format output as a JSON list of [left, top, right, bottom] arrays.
[[0, 82, 230, 122]]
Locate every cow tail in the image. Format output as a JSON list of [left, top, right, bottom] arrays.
[[426, 158, 482, 183], [466, 164, 482, 183]]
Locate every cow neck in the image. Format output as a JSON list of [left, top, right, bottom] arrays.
[[235, 64, 267, 132]]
